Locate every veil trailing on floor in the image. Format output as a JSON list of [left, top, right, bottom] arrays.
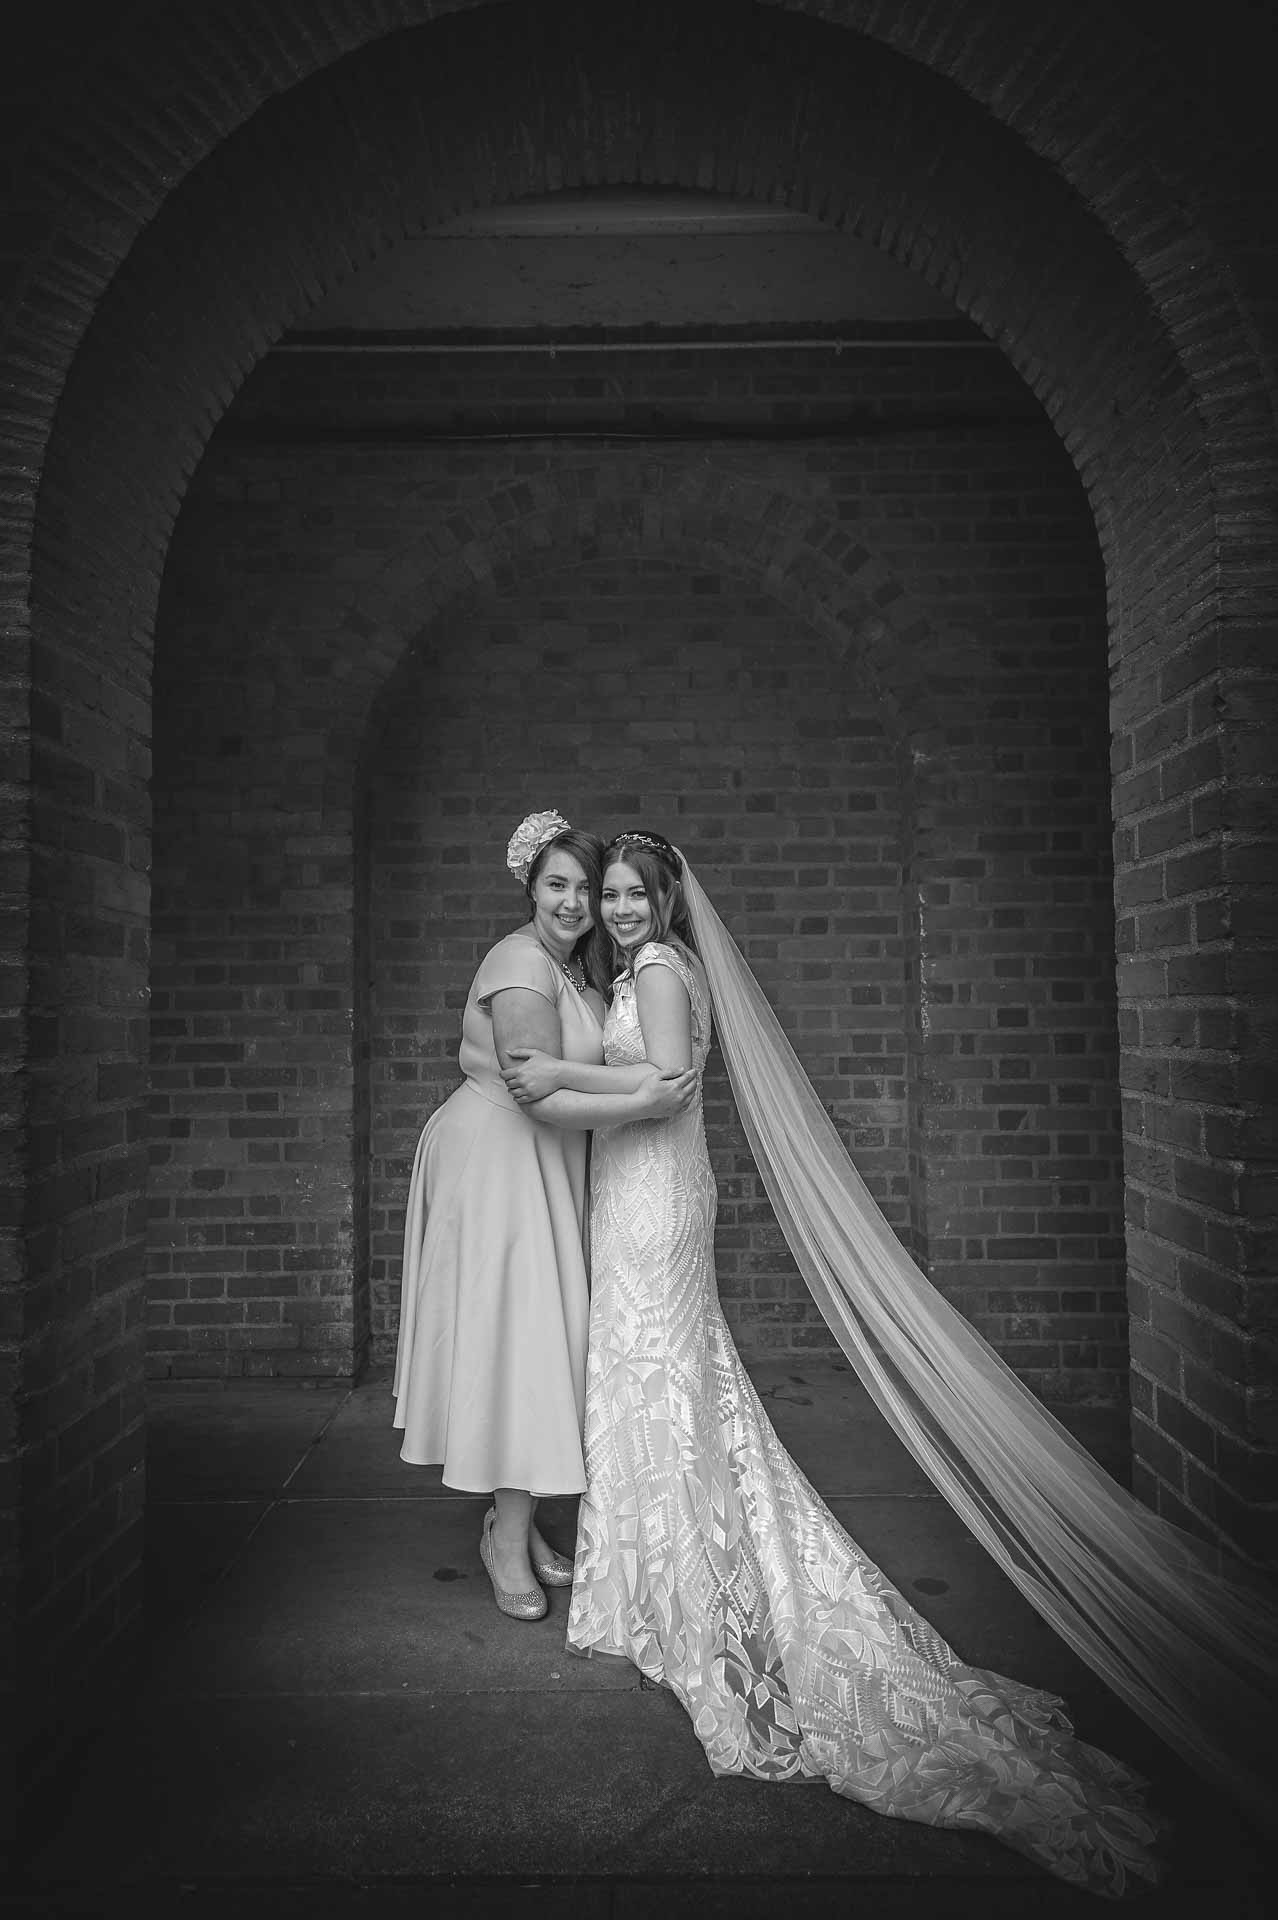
[[677, 855, 1277, 1823]]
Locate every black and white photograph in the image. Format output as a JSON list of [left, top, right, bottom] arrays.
[[2, 4, 1275, 1916]]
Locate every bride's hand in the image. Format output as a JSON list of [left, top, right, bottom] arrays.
[[502, 1047, 562, 1105], [645, 1066, 699, 1118]]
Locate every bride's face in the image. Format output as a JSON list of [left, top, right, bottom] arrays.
[[601, 859, 653, 953]]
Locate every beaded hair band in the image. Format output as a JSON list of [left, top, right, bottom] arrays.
[[612, 832, 667, 855], [612, 832, 682, 876]]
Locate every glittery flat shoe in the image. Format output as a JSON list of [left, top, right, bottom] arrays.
[[479, 1508, 548, 1621], [530, 1541, 574, 1588]]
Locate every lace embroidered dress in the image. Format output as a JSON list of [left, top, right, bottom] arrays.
[[566, 941, 1160, 1896]]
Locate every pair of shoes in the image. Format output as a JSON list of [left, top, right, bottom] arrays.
[[531, 1540, 574, 1588], [479, 1508, 548, 1621]]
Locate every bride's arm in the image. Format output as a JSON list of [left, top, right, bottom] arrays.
[[504, 963, 694, 1101], [519, 964, 697, 1130], [503, 1053, 664, 1098], [510, 1069, 695, 1130], [491, 989, 694, 1129], [633, 964, 694, 1071]]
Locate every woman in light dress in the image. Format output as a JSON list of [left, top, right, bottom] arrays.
[[392, 812, 695, 1618], [501, 830, 1167, 1897]]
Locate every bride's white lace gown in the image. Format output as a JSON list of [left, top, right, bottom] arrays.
[[566, 942, 1161, 1896]]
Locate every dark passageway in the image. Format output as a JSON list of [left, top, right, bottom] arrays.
[[3, 1, 1275, 1907]]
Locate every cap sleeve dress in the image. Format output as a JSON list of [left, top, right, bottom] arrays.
[[392, 931, 603, 1494]]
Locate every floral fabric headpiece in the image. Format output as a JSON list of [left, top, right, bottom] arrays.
[[506, 809, 572, 884]]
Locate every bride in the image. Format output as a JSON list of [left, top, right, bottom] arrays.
[[502, 829, 1275, 1897]]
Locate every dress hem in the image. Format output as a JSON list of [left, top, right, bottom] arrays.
[[397, 1443, 586, 1498]]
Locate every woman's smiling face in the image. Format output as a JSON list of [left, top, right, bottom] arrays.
[[601, 859, 653, 954], [530, 849, 593, 957]]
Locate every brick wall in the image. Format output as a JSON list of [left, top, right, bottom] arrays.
[[1113, 635, 1278, 1560], [363, 556, 908, 1363], [148, 560, 361, 1381], [151, 343, 1121, 1398], [5, 0, 1275, 1799]]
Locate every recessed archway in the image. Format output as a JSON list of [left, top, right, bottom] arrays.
[[148, 426, 1120, 1402], [7, 0, 1274, 1791]]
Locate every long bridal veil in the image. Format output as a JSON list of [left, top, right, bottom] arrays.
[[678, 855, 1276, 1823]]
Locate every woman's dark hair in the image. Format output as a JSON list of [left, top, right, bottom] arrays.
[[602, 829, 698, 970], [525, 828, 610, 993]]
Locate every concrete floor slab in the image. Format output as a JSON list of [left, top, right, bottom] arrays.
[[750, 1359, 1131, 1495], [823, 1494, 1060, 1664], [26, 1691, 711, 1884], [146, 1386, 351, 1498], [19, 1375, 1257, 1919], [288, 1390, 455, 1500], [609, 1873, 1177, 1918], [2, 1891, 614, 1920], [2, 1876, 1257, 1920], [602, 1731, 1029, 1885], [223, 1385, 584, 1507], [21, 1685, 1123, 1893], [144, 1498, 270, 1632], [142, 1496, 634, 1699]]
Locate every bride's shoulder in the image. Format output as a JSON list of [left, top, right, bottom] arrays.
[[634, 940, 696, 983]]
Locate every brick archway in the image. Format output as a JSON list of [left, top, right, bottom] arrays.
[[333, 459, 969, 754], [6, 3, 1270, 542], [149, 455, 952, 1377], [347, 481, 1119, 1395], [6, 0, 1274, 1792], [150, 438, 1121, 1414], [344, 470, 972, 1368], [355, 534, 923, 1374]]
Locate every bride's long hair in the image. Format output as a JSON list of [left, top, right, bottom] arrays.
[[602, 830, 698, 973]]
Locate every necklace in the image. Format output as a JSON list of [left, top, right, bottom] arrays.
[[530, 931, 587, 993]]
